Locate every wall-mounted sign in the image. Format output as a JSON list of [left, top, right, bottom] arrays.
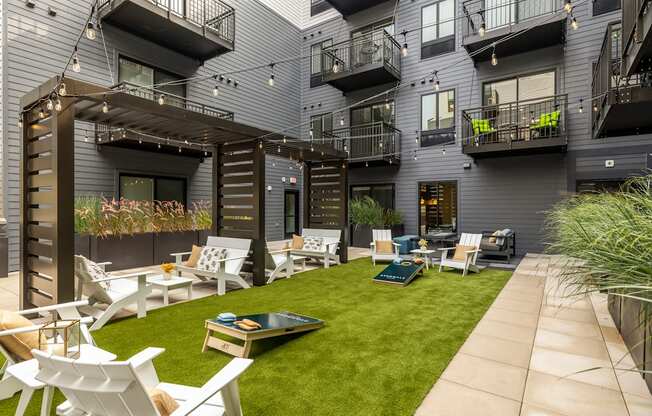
[[289, 177, 297, 184], [605, 159, 615, 168]]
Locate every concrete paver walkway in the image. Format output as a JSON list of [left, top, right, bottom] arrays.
[[416, 253, 652, 416]]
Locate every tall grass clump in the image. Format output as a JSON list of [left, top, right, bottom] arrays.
[[545, 174, 652, 306], [349, 196, 403, 229]]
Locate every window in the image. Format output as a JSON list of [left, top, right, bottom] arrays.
[[483, 71, 555, 105], [420, 90, 455, 147], [593, 0, 620, 16], [310, 113, 333, 141], [351, 184, 395, 210], [351, 101, 395, 126], [311, 0, 332, 16], [119, 57, 185, 98], [421, 0, 455, 59], [284, 190, 300, 239], [350, 19, 395, 68], [119, 174, 186, 205], [310, 39, 333, 88], [419, 181, 457, 235]]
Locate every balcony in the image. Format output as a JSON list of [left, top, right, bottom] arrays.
[[593, 22, 652, 138], [325, 0, 390, 17], [321, 30, 401, 92], [94, 81, 233, 157], [622, 0, 652, 77], [461, 0, 567, 63], [97, 0, 235, 62], [328, 122, 401, 167], [461, 95, 568, 158]]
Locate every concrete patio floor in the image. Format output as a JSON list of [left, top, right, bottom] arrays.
[[416, 253, 652, 416]]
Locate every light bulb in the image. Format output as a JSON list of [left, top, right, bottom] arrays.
[[491, 52, 498, 66], [86, 22, 96, 40], [158, 143, 162, 149], [442, 146, 446, 156], [593, 103, 598, 112], [72, 49, 81, 73], [46, 99, 54, 111], [213, 85, 219, 96], [413, 151, 418, 161], [365, 161, 369, 167], [178, 147, 182, 153], [268, 74, 275, 87], [578, 99, 584, 113], [277, 145, 281, 153], [564, 0, 572, 13], [283, 136, 287, 143], [401, 43, 408, 57], [340, 117, 344, 126], [158, 94, 165, 105], [102, 101, 109, 113], [58, 83, 67, 96], [54, 99, 62, 112], [571, 17, 578, 30], [479, 23, 486, 37], [18, 118, 23, 128], [259, 141, 263, 149], [38, 108, 45, 118], [333, 61, 340, 73], [84, 133, 88, 143], [435, 80, 440, 91], [385, 100, 390, 110]]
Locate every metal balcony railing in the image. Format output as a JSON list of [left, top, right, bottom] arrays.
[[622, 0, 647, 59], [462, 94, 567, 148], [592, 23, 624, 132], [462, 0, 563, 38], [114, 81, 234, 120], [327, 122, 401, 161], [321, 30, 401, 80], [98, 0, 235, 44]]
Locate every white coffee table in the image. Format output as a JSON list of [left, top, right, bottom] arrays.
[[410, 249, 436, 270], [148, 274, 194, 305], [8, 344, 116, 416]]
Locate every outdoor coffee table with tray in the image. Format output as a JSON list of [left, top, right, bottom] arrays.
[[203, 312, 324, 358], [373, 260, 425, 286], [147, 274, 193, 305]]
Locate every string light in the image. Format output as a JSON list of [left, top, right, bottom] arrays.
[[259, 141, 264, 149], [413, 150, 418, 161], [158, 143, 162, 149], [593, 102, 599, 112], [283, 136, 287, 143], [46, 98, 54, 111], [122, 130, 127, 138], [401, 32, 408, 57], [479, 21, 486, 37], [58, 83, 67, 96], [18, 118, 23, 128], [578, 98, 584, 113], [72, 46, 81, 73], [178, 147, 182, 153], [277, 145, 281, 153], [570, 16, 579, 30], [213, 85, 219, 97], [158, 94, 165, 105], [442, 145, 446, 156], [434, 71, 440, 91], [564, 0, 572, 13], [84, 133, 89, 143], [54, 99, 62, 112], [86, 21, 96, 40], [102, 100, 109, 113], [268, 63, 275, 87], [339, 116, 345, 126], [365, 161, 369, 167], [491, 44, 498, 66], [38, 108, 45, 118], [385, 97, 390, 110], [332, 60, 340, 74]]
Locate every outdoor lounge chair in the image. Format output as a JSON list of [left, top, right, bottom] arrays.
[[291, 228, 341, 268], [530, 110, 560, 138], [173, 236, 252, 296], [0, 300, 95, 416], [266, 243, 294, 284], [480, 229, 516, 263], [33, 347, 252, 416], [74, 255, 153, 331], [438, 233, 482, 277], [370, 229, 400, 265]]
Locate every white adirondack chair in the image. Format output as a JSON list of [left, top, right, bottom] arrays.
[[291, 228, 341, 268], [438, 233, 483, 277], [173, 236, 252, 296], [370, 229, 400, 265], [74, 255, 153, 331], [0, 300, 95, 416], [265, 244, 293, 284], [33, 347, 253, 416]]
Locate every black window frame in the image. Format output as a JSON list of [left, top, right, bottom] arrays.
[[310, 0, 332, 16], [118, 173, 188, 207], [118, 55, 187, 98], [418, 180, 458, 235], [420, 89, 456, 147], [421, 0, 456, 60], [350, 183, 396, 210], [310, 39, 333, 88], [284, 189, 300, 239], [481, 69, 557, 106], [350, 100, 396, 126], [310, 113, 334, 140], [593, 0, 621, 16]]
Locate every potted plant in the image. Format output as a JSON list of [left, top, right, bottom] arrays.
[[349, 196, 403, 247]]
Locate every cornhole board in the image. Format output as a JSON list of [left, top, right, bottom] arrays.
[[373, 260, 425, 286], [203, 312, 324, 358]]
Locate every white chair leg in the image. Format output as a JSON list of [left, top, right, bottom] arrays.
[[40, 386, 54, 416], [217, 279, 226, 296], [221, 381, 243, 416], [89, 299, 126, 331], [137, 275, 147, 319], [15, 387, 35, 416], [0, 375, 22, 401], [324, 253, 330, 269]]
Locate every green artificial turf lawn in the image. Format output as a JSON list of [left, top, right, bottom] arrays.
[[0, 258, 511, 415]]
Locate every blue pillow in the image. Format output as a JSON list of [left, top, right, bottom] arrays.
[[217, 312, 237, 322]]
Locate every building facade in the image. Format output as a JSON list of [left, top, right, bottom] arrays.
[[0, 0, 650, 271]]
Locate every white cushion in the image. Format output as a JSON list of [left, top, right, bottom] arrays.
[[197, 247, 227, 273], [74, 256, 113, 305], [322, 237, 340, 254]]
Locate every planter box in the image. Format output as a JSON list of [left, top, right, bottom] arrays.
[[350, 224, 405, 248], [154, 231, 199, 264], [620, 297, 646, 371], [90, 233, 156, 272], [647, 318, 652, 393], [608, 293, 622, 331]]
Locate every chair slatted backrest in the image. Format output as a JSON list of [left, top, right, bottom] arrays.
[[459, 233, 483, 264], [372, 229, 392, 243], [207, 236, 252, 275], [33, 350, 159, 416], [74, 255, 114, 305], [264, 242, 285, 269], [302, 229, 341, 254]]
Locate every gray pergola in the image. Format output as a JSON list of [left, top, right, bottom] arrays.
[[20, 76, 348, 308]]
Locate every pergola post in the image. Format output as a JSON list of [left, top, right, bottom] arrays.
[[20, 100, 75, 308], [251, 142, 266, 286]]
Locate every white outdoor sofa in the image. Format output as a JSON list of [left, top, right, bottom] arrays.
[[173, 236, 252, 296], [290, 228, 341, 268]]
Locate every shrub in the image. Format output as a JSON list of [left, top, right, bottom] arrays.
[[350, 196, 403, 228]]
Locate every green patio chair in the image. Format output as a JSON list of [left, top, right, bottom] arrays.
[[530, 110, 560, 137], [471, 118, 495, 136]]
